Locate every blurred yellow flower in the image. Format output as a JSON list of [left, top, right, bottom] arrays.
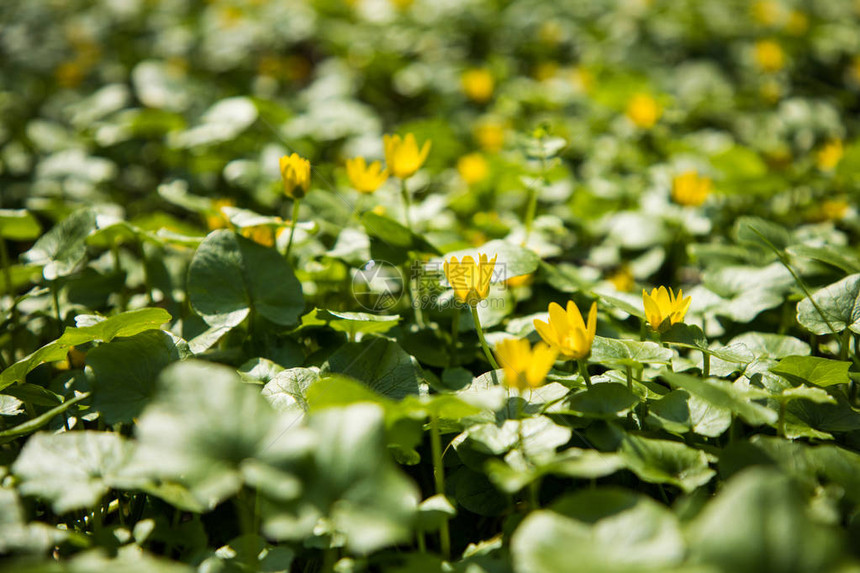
[[568, 66, 594, 94], [495, 338, 558, 391], [389, 0, 414, 10], [474, 121, 506, 153], [383, 133, 431, 179], [241, 225, 276, 247], [607, 265, 634, 292], [534, 61, 559, 82], [821, 199, 849, 221], [505, 273, 533, 288], [444, 253, 497, 306], [643, 286, 691, 332], [851, 55, 860, 85], [371, 205, 387, 216], [626, 93, 662, 129], [755, 40, 785, 72], [817, 140, 844, 171], [752, 0, 780, 26], [206, 198, 236, 230], [279, 153, 311, 199], [534, 301, 597, 360], [457, 153, 489, 185], [671, 171, 712, 207], [461, 68, 494, 103], [346, 157, 388, 193], [785, 10, 809, 35]]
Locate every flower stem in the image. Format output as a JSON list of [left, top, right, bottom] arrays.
[[626, 365, 633, 391], [400, 179, 413, 229], [578, 359, 592, 388], [471, 304, 499, 370], [285, 198, 301, 259], [702, 351, 710, 377], [429, 414, 451, 560]]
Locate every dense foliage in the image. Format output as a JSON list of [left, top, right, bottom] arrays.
[[2, 0, 860, 571]]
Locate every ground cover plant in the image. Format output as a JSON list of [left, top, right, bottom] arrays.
[[2, 0, 860, 571]]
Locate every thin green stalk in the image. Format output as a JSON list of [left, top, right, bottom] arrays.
[[400, 179, 413, 230], [626, 365, 633, 391], [841, 330, 850, 361], [51, 280, 62, 335], [285, 198, 302, 259], [429, 415, 451, 560], [751, 227, 839, 336], [578, 359, 593, 388], [702, 351, 710, 378], [471, 304, 499, 370], [417, 531, 426, 553], [777, 401, 787, 439]]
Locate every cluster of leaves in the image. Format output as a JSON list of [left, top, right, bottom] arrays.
[[2, 0, 860, 572]]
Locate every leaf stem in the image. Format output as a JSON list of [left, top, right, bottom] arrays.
[[702, 351, 710, 378], [578, 359, 593, 388], [285, 198, 302, 259], [429, 414, 451, 560], [400, 179, 413, 230], [470, 304, 499, 370]]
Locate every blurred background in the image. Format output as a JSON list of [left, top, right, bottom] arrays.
[[0, 0, 858, 236]]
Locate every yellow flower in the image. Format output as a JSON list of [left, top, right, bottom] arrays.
[[642, 287, 692, 332], [346, 157, 388, 193], [206, 198, 236, 230], [461, 68, 494, 103], [495, 338, 558, 391], [505, 273, 533, 288], [241, 225, 275, 247], [474, 121, 506, 153], [607, 265, 634, 292], [752, 0, 780, 26], [383, 133, 431, 179], [626, 93, 662, 129], [457, 153, 489, 185], [817, 140, 844, 171], [785, 10, 808, 35], [821, 199, 849, 221], [279, 153, 311, 199], [755, 40, 785, 73], [444, 253, 497, 306], [533, 301, 597, 360], [671, 171, 712, 207]]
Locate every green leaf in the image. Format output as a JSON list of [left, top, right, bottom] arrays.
[[0, 308, 172, 391], [771, 356, 851, 388], [796, 274, 860, 335], [12, 431, 135, 513], [511, 489, 685, 573], [686, 467, 845, 573], [591, 337, 673, 368], [620, 434, 715, 493], [0, 392, 90, 445], [263, 367, 319, 414], [416, 494, 457, 532], [734, 216, 791, 252], [0, 209, 42, 240], [647, 390, 732, 438], [132, 360, 281, 509], [788, 244, 860, 275], [728, 332, 809, 359], [661, 371, 777, 426], [187, 230, 304, 329], [778, 386, 836, 406], [321, 338, 421, 400], [438, 239, 540, 282], [361, 211, 440, 263], [301, 308, 400, 337], [21, 208, 97, 280], [567, 383, 639, 419], [302, 404, 419, 554], [87, 330, 189, 424]]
